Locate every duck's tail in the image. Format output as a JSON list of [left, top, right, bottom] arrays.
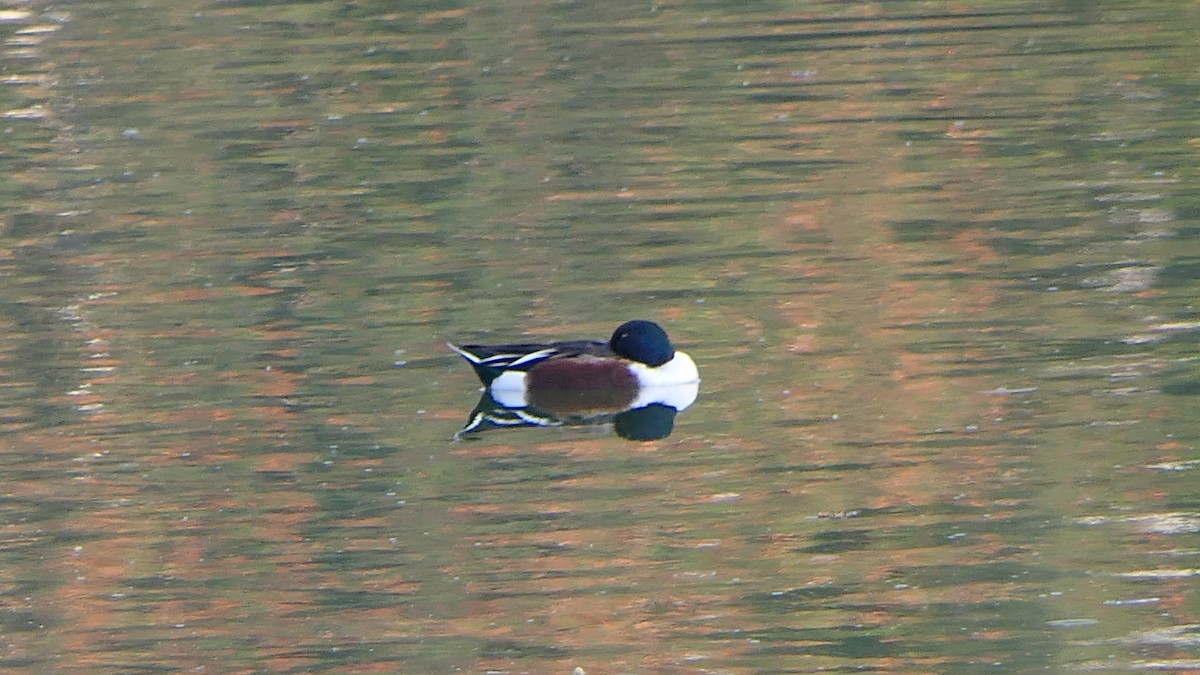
[[446, 343, 501, 386]]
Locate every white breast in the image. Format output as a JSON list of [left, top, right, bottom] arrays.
[[629, 351, 700, 387]]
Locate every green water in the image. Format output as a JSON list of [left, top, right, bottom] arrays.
[[2, 0, 1198, 672]]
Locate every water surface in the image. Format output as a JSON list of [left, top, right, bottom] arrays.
[[1, 0, 1198, 672]]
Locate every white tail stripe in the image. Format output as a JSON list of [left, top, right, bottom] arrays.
[[446, 343, 481, 363], [448, 344, 560, 370], [506, 348, 557, 368]]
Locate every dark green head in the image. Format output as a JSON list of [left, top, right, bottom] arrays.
[[609, 320, 674, 367]]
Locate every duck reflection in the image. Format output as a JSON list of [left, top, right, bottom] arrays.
[[454, 381, 699, 441], [448, 320, 700, 441]]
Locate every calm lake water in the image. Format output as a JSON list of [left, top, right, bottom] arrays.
[[2, 0, 1198, 672]]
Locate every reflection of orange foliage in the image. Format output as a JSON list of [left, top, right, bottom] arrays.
[[148, 286, 283, 303], [10, 1, 1192, 671], [420, 8, 470, 24]]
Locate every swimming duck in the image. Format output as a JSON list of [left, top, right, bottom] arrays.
[[447, 320, 699, 413]]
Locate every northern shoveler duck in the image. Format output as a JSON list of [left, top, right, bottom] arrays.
[[447, 320, 699, 414]]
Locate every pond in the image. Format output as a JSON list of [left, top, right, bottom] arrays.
[[1, 0, 1198, 672]]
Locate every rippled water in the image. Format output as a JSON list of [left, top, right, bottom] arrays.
[[2, 0, 1198, 672]]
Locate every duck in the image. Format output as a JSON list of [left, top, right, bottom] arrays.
[[447, 320, 699, 414]]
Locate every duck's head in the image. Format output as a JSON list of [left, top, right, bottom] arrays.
[[610, 320, 674, 367]]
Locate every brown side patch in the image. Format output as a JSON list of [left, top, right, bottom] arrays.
[[527, 359, 639, 414]]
